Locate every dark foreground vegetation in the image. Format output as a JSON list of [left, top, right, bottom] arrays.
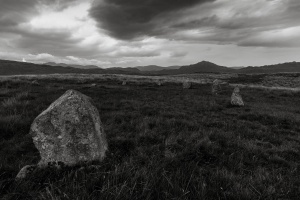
[[0, 75, 300, 199]]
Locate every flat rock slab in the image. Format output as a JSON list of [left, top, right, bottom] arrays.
[[15, 165, 37, 180], [30, 89, 108, 167]]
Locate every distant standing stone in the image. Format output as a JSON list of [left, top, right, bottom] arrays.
[[122, 81, 127, 85], [231, 87, 244, 106], [30, 89, 108, 167], [212, 79, 222, 95], [157, 81, 162, 86], [77, 80, 85, 84], [183, 81, 192, 89], [31, 80, 40, 86], [90, 83, 96, 87]]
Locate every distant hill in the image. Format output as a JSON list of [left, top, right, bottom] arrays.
[[136, 65, 181, 71], [44, 62, 100, 69], [238, 62, 300, 73], [178, 61, 234, 73], [152, 61, 235, 75], [0, 59, 140, 75], [2, 59, 300, 75], [44, 62, 140, 73], [157, 61, 300, 74], [230, 66, 245, 70], [105, 67, 140, 74], [0, 60, 87, 75]]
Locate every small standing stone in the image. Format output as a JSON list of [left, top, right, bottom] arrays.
[[231, 87, 244, 106], [183, 81, 192, 89], [31, 80, 40, 86], [122, 81, 127, 85], [15, 165, 37, 180], [212, 79, 222, 95]]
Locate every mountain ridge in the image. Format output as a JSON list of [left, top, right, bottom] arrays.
[[0, 59, 140, 75], [135, 65, 181, 71], [145, 61, 235, 75], [44, 62, 100, 69], [239, 62, 300, 73], [1, 59, 300, 75]]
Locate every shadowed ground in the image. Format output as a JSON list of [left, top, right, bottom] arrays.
[[0, 74, 300, 199]]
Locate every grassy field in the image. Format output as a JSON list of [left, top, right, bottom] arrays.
[[0, 74, 300, 199]]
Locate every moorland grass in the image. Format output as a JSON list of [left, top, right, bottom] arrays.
[[0, 75, 300, 199]]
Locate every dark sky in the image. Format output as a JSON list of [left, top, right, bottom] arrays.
[[0, 0, 300, 67]]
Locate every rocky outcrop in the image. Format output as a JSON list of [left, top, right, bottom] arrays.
[[30, 89, 108, 167]]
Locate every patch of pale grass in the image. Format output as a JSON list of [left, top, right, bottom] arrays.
[[1, 91, 30, 109], [15, 91, 29, 100], [1, 97, 19, 108]]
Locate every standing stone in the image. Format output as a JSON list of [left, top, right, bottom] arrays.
[[212, 79, 222, 95], [157, 81, 162, 86], [30, 89, 108, 167], [122, 81, 127, 85], [231, 87, 244, 106], [90, 83, 97, 87], [183, 81, 192, 89], [31, 80, 40, 86], [77, 79, 87, 84]]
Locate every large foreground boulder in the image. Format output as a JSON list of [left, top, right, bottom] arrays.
[[30, 89, 108, 167], [231, 87, 244, 106]]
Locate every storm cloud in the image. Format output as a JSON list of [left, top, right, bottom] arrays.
[[89, 0, 215, 40], [89, 0, 300, 48], [0, 0, 79, 27], [1, 0, 300, 67], [0, 0, 110, 60], [0, 0, 39, 28]]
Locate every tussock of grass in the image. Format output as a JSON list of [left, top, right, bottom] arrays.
[[0, 75, 300, 199]]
